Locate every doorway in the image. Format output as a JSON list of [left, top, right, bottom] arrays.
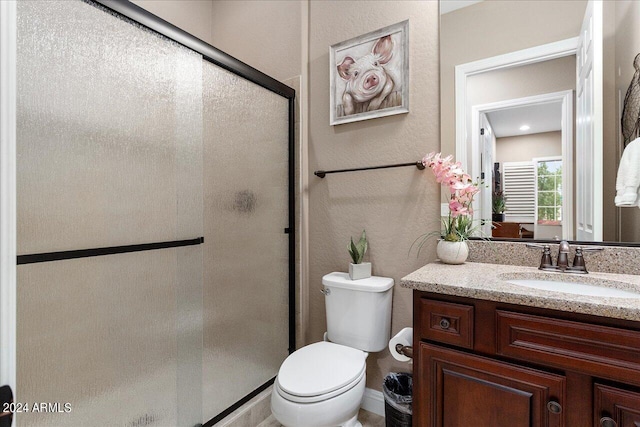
[[471, 91, 574, 239]]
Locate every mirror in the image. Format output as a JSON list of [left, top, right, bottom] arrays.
[[440, 0, 640, 243]]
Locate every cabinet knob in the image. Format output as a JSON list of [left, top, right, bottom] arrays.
[[600, 417, 617, 427], [546, 401, 562, 414], [439, 318, 451, 329]]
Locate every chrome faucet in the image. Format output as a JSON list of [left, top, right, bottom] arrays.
[[526, 241, 604, 274]]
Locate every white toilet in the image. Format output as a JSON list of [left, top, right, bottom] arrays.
[[271, 272, 393, 427]]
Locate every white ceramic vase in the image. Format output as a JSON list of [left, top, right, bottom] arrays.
[[436, 240, 469, 265], [349, 262, 372, 280]]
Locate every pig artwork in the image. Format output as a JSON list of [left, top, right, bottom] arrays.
[[336, 35, 399, 117]]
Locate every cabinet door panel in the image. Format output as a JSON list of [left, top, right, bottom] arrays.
[[418, 343, 565, 427], [595, 384, 640, 427], [442, 368, 531, 427]]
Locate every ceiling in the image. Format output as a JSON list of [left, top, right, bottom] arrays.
[[485, 102, 563, 138], [440, 0, 484, 15]]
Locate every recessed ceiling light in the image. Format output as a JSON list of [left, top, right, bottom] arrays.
[[519, 125, 530, 131]]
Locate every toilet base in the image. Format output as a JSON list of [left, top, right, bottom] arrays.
[[343, 413, 362, 427], [270, 374, 366, 427]]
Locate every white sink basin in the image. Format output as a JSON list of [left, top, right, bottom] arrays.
[[506, 279, 640, 299]]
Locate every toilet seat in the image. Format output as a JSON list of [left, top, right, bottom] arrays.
[[275, 368, 365, 404], [275, 341, 366, 404]]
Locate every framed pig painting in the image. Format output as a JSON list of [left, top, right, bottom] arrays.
[[330, 20, 409, 126]]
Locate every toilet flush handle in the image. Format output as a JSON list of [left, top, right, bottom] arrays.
[[320, 288, 331, 296]]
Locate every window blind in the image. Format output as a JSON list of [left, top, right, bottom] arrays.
[[502, 161, 536, 222]]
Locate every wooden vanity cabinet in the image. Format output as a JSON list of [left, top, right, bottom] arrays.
[[594, 384, 640, 427], [420, 342, 565, 427], [413, 291, 640, 427]]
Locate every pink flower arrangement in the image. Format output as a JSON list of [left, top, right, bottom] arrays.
[[422, 152, 480, 242]]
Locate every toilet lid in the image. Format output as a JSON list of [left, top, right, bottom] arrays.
[[277, 341, 366, 397]]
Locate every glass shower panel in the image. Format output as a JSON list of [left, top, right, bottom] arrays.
[[17, 0, 203, 253], [202, 63, 290, 420], [17, 1, 204, 426], [17, 249, 191, 426]]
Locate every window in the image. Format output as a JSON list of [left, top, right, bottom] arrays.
[[535, 158, 562, 225]]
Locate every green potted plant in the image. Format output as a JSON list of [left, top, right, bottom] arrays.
[[492, 191, 506, 222], [348, 230, 371, 280]]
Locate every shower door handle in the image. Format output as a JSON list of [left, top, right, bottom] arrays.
[[0, 385, 13, 427]]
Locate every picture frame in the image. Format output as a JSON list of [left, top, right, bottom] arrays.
[[330, 20, 409, 126]]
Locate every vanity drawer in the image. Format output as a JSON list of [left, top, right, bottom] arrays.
[[496, 310, 640, 383], [418, 299, 474, 349]]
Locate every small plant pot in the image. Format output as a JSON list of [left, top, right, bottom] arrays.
[[492, 213, 506, 222], [436, 240, 469, 265], [349, 262, 372, 280]]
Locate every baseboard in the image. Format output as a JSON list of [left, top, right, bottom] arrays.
[[361, 387, 385, 417]]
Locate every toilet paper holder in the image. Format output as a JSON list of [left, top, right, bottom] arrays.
[[394, 343, 413, 359]]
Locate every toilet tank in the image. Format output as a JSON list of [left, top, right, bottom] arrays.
[[322, 272, 393, 352]]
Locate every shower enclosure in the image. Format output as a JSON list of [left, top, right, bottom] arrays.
[[11, 1, 294, 426]]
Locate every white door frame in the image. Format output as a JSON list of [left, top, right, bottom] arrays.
[[455, 37, 579, 173], [471, 90, 574, 240], [0, 0, 17, 411], [478, 113, 494, 235]]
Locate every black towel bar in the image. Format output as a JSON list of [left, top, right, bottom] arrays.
[[314, 161, 425, 178]]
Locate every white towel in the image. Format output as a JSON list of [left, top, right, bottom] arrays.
[[615, 137, 640, 207]]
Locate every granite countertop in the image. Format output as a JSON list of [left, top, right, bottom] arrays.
[[401, 262, 640, 321]]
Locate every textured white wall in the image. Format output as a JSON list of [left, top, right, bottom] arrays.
[[308, 0, 440, 390], [496, 131, 562, 164], [130, 0, 215, 45], [210, 0, 302, 82]]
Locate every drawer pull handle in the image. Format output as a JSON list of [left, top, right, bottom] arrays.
[[546, 401, 562, 414], [439, 318, 451, 329], [600, 417, 617, 427]]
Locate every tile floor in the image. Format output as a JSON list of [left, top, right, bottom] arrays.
[[257, 409, 385, 427]]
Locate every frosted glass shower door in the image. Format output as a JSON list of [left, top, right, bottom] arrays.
[[15, 0, 293, 425], [202, 65, 290, 421], [16, 2, 204, 426]]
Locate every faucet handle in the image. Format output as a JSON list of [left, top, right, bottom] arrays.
[[580, 246, 605, 252], [540, 245, 553, 269], [526, 243, 554, 269], [569, 247, 587, 273], [526, 243, 548, 249], [568, 246, 604, 274]]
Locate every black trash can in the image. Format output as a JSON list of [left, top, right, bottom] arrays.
[[383, 372, 412, 427]]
